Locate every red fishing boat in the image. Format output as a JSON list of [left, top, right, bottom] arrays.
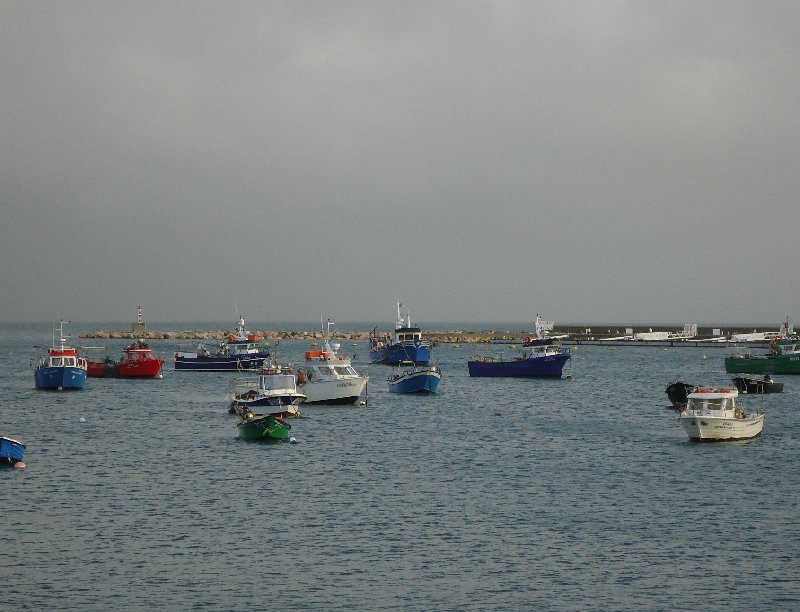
[[87, 340, 165, 378]]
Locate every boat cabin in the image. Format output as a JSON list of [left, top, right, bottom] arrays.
[[773, 340, 800, 355], [394, 327, 423, 343], [257, 372, 298, 392], [43, 348, 87, 369], [523, 344, 567, 359], [303, 364, 359, 380], [686, 389, 739, 416], [46, 354, 87, 368]]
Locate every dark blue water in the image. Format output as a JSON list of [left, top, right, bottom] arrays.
[[2, 323, 799, 610]]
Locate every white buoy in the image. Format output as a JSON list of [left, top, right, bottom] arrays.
[[289, 437, 298, 444], [79, 417, 86, 423], [157, 374, 163, 379]]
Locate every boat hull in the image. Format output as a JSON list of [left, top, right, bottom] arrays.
[[175, 355, 268, 371], [724, 355, 800, 374], [732, 377, 783, 394], [237, 415, 291, 441], [233, 393, 305, 408], [371, 343, 432, 365], [34, 366, 87, 390], [388, 371, 441, 393], [88, 358, 164, 378], [467, 353, 570, 378], [300, 378, 368, 404], [0, 437, 26, 465], [680, 413, 765, 441]]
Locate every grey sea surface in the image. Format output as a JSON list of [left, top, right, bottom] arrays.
[[2, 322, 799, 610]]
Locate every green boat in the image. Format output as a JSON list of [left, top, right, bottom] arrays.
[[237, 409, 292, 441], [725, 337, 800, 374]]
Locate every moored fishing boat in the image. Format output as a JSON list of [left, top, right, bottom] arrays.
[[725, 335, 800, 374], [731, 375, 783, 394], [388, 361, 442, 393], [237, 407, 292, 441], [297, 322, 368, 404], [0, 436, 26, 468], [665, 380, 700, 411], [468, 343, 570, 378], [175, 316, 270, 371], [34, 321, 88, 390], [229, 363, 306, 411], [679, 387, 764, 441], [87, 339, 165, 378], [369, 302, 433, 365]]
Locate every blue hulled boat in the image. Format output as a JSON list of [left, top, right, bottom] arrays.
[[0, 436, 26, 468], [468, 343, 571, 378], [175, 316, 271, 371], [388, 361, 442, 393], [34, 320, 88, 390], [369, 302, 433, 365]]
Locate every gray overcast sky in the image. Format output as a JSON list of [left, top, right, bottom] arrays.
[[2, 1, 799, 325]]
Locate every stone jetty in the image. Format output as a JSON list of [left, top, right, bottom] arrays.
[[79, 324, 775, 345]]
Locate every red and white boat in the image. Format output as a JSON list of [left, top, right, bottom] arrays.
[[87, 340, 165, 378]]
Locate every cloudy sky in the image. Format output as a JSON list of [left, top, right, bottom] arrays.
[[2, 1, 798, 326]]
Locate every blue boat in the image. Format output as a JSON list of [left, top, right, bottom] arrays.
[[0, 436, 26, 467], [388, 361, 442, 393], [34, 320, 88, 390], [369, 302, 433, 365], [175, 316, 271, 371], [467, 344, 571, 378]]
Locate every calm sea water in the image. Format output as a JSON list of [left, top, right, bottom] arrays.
[[2, 322, 799, 610]]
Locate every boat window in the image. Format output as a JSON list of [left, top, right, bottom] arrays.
[[63, 357, 75, 366], [334, 366, 351, 376], [262, 375, 295, 389], [318, 366, 334, 376], [51, 357, 63, 367]]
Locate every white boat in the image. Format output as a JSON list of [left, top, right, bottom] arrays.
[[297, 338, 368, 404], [679, 387, 764, 441], [228, 363, 305, 414]]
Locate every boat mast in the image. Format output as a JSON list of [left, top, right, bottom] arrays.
[[56, 319, 69, 350]]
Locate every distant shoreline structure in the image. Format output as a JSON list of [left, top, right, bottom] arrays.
[[79, 323, 787, 346]]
